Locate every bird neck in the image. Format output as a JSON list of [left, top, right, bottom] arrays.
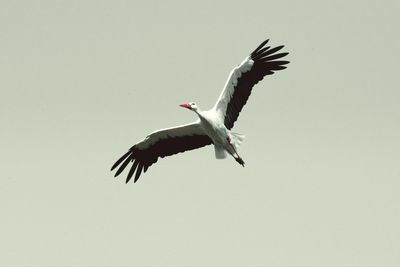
[[192, 108, 201, 115], [193, 109, 204, 120]]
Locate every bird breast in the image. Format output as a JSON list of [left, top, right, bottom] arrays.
[[198, 111, 227, 145]]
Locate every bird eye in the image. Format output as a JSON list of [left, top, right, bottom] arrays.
[[191, 102, 195, 105]]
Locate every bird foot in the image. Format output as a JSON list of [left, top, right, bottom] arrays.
[[235, 156, 245, 167]]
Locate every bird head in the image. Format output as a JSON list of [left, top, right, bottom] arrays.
[[179, 102, 198, 112]]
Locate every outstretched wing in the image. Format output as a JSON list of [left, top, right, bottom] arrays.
[[214, 39, 289, 129], [111, 121, 212, 183]]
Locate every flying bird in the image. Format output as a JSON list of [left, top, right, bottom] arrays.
[[111, 39, 289, 183]]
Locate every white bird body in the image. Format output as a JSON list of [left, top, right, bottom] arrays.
[[195, 109, 241, 162], [111, 39, 289, 183], [197, 111, 226, 145]]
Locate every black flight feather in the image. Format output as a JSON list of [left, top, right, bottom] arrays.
[[112, 135, 212, 183], [223, 40, 289, 129]]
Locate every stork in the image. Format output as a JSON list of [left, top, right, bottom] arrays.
[[111, 39, 289, 183]]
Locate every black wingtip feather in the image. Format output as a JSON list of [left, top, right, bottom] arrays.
[[111, 150, 131, 171], [251, 39, 269, 56], [263, 60, 290, 66], [252, 47, 272, 60], [257, 45, 284, 59], [126, 160, 139, 183], [255, 46, 270, 56], [134, 164, 144, 183], [114, 155, 132, 177], [269, 65, 287, 71], [260, 52, 289, 62]]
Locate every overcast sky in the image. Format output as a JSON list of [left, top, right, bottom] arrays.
[[1, 0, 399, 266]]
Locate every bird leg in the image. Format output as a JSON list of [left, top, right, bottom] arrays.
[[227, 137, 245, 167]]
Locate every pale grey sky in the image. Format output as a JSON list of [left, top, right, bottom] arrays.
[[1, 0, 399, 266]]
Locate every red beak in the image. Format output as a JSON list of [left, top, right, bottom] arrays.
[[179, 103, 192, 109]]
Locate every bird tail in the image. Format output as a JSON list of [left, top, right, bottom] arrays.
[[230, 132, 245, 149], [214, 145, 227, 159]]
